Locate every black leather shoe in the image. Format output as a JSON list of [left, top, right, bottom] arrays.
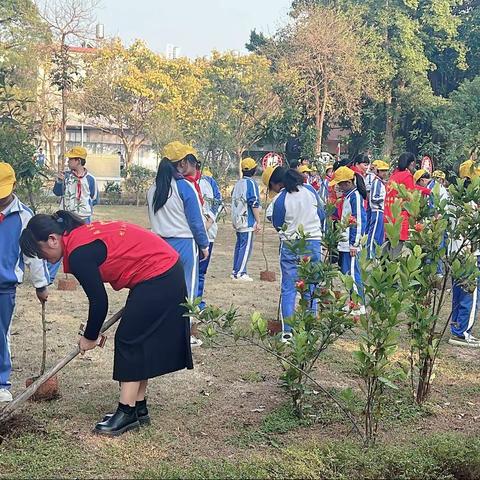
[[94, 404, 140, 436], [102, 400, 150, 426]]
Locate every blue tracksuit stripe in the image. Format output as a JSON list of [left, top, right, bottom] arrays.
[[177, 179, 209, 249], [347, 189, 364, 246], [272, 191, 287, 231], [0, 292, 15, 388], [165, 237, 199, 301], [280, 239, 321, 332], [451, 256, 480, 337], [233, 231, 254, 277], [87, 173, 99, 206], [205, 176, 222, 215], [246, 178, 260, 228]]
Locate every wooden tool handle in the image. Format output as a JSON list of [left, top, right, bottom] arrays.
[[0, 308, 124, 423]]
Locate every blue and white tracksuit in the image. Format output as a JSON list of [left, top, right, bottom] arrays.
[[338, 188, 366, 302], [231, 177, 260, 278], [427, 179, 450, 274], [450, 217, 480, 339], [367, 176, 386, 258], [268, 185, 324, 332], [53, 170, 98, 218], [197, 175, 223, 308], [147, 178, 209, 301], [0, 196, 49, 389], [51, 170, 98, 280]]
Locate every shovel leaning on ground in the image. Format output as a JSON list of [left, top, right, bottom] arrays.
[[0, 308, 124, 423]]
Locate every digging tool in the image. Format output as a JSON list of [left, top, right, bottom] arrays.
[[0, 308, 124, 423], [260, 190, 276, 282]]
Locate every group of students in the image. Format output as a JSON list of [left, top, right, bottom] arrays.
[[1, 142, 479, 437], [259, 151, 479, 348]]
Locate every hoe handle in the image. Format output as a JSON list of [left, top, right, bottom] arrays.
[[0, 308, 124, 423]]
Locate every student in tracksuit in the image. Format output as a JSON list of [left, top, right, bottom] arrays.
[[51, 146, 98, 281], [231, 158, 261, 281], [330, 166, 366, 312], [367, 160, 389, 258], [0, 163, 49, 403], [449, 160, 480, 348], [264, 166, 324, 341], [197, 169, 223, 309], [147, 141, 209, 304]]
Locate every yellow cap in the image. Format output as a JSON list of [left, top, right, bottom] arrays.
[[241, 157, 257, 171], [432, 170, 446, 180], [66, 146, 87, 160], [459, 160, 479, 179], [0, 162, 15, 199], [202, 168, 213, 177], [163, 141, 197, 162], [413, 169, 429, 183], [329, 166, 355, 186], [372, 160, 390, 171], [262, 165, 279, 188], [298, 165, 312, 174]]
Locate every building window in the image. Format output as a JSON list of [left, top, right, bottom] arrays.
[[67, 130, 82, 143]]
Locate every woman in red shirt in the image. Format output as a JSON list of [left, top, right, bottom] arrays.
[[20, 211, 192, 436], [384, 152, 431, 251]]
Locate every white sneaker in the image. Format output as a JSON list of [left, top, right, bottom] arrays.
[[0, 388, 13, 402], [230, 274, 237, 280], [280, 332, 293, 343], [190, 335, 203, 347], [236, 274, 253, 282], [449, 333, 480, 348]]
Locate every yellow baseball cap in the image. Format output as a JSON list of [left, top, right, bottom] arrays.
[[298, 165, 312, 174], [262, 165, 279, 187], [66, 146, 87, 160], [241, 157, 257, 171], [163, 141, 198, 162], [0, 162, 16, 199], [413, 169, 429, 183], [202, 168, 213, 177], [372, 160, 390, 171], [432, 170, 446, 180], [459, 160, 479, 179], [329, 166, 355, 186]]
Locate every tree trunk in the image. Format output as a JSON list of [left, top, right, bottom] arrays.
[[236, 147, 244, 178], [315, 84, 328, 157], [383, 91, 395, 159], [59, 87, 67, 174], [46, 137, 56, 169]]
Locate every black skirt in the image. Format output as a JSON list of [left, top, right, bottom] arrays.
[[113, 261, 193, 382]]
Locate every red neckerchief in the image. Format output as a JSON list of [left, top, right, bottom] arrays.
[[184, 170, 204, 205], [72, 169, 88, 200], [0, 213, 4, 223]]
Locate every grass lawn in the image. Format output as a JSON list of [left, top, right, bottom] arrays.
[[1, 205, 480, 479]]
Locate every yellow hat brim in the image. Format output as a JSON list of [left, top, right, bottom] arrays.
[[0, 182, 14, 199]]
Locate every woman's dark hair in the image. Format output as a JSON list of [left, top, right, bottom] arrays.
[[352, 153, 370, 166], [354, 173, 367, 200], [333, 157, 350, 170], [243, 167, 257, 177], [152, 157, 184, 213], [283, 168, 304, 193], [419, 172, 431, 181], [288, 159, 300, 169], [20, 211, 85, 258], [398, 152, 416, 171], [269, 166, 286, 188]]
